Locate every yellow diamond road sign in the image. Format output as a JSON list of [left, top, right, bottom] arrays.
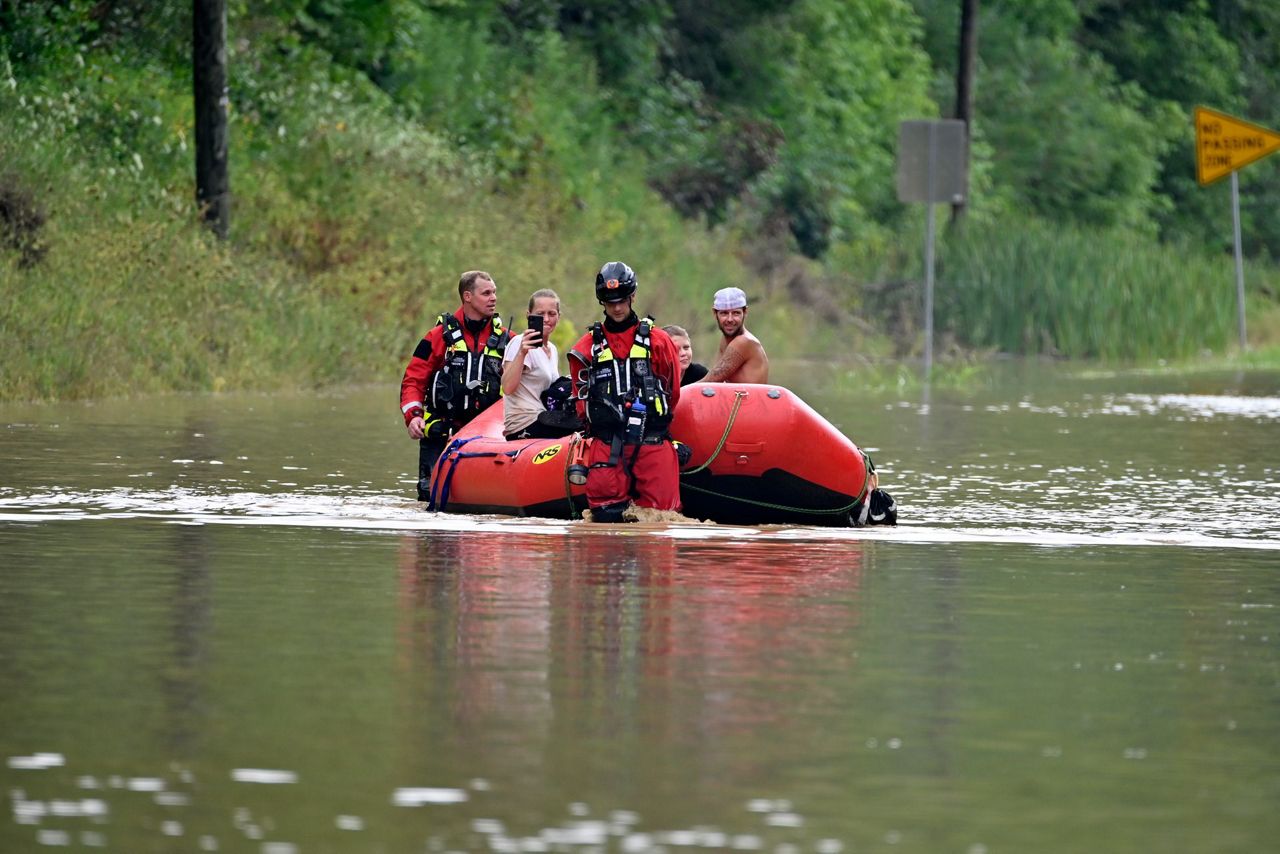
[[1195, 106, 1280, 186]]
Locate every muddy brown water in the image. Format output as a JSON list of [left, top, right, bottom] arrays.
[[2, 362, 1277, 852]]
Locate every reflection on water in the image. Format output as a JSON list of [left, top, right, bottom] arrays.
[[2, 367, 1279, 851], [3, 527, 880, 851], [5, 520, 1277, 851]]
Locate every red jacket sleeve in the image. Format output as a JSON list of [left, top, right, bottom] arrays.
[[400, 325, 445, 424], [650, 329, 681, 415]]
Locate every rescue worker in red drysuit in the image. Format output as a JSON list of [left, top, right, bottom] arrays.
[[567, 261, 683, 522], [400, 270, 510, 501]]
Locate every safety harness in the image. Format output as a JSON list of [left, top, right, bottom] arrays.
[[428, 312, 510, 420], [581, 317, 673, 468]]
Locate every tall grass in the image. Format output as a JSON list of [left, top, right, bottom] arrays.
[[0, 39, 750, 402], [936, 220, 1247, 360]]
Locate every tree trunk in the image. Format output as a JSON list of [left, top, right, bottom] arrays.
[[951, 0, 978, 227], [193, 0, 229, 239]]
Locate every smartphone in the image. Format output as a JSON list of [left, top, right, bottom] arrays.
[[527, 314, 544, 341]]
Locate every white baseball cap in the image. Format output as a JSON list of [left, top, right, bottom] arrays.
[[712, 287, 747, 310]]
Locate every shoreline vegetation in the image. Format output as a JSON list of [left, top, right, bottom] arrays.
[[2, 3, 1279, 404]]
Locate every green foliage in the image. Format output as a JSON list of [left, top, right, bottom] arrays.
[[4, 0, 1280, 405], [1084, 2, 1241, 105], [640, 96, 784, 227], [1077, 1, 1246, 250], [0, 7, 749, 401], [0, 0, 191, 71], [377, 5, 688, 229], [972, 14, 1178, 233], [911, 0, 1280, 259], [1210, 0, 1280, 259], [293, 0, 401, 73], [934, 218, 1242, 360], [664, 0, 799, 98], [729, 0, 936, 256], [0, 171, 47, 267], [0, 177, 365, 399], [0, 54, 371, 400], [0, 1, 98, 69], [536, 0, 672, 90]]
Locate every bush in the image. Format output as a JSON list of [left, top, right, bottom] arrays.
[[0, 172, 47, 267]]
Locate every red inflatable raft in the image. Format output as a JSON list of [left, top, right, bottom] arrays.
[[425, 383, 872, 526]]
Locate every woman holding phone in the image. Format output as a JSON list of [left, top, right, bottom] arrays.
[[501, 288, 566, 440]]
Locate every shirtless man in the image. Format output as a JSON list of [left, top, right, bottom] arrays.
[[703, 286, 769, 383]]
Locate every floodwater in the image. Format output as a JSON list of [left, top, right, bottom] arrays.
[[1, 362, 1278, 853]]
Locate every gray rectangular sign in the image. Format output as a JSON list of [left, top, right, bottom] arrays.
[[897, 119, 968, 204]]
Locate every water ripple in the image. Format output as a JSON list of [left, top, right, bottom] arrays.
[[0, 481, 1275, 550]]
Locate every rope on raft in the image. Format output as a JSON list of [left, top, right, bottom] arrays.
[[678, 388, 872, 519]]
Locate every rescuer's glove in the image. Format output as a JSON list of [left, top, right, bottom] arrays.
[[422, 414, 451, 439], [672, 440, 692, 468]]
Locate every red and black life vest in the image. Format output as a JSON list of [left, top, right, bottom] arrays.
[[583, 317, 672, 440], [429, 313, 510, 419]]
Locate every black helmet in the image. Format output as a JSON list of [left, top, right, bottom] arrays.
[[595, 261, 637, 303]]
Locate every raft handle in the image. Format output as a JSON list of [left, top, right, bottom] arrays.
[[681, 389, 748, 475]]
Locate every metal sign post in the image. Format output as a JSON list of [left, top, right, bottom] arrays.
[[898, 120, 967, 379], [1231, 171, 1247, 350], [1194, 106, 1280, 352], [924, 178, 936, 378]]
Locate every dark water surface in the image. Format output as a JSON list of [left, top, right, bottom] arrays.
[[2, 364, 1278, 853]]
